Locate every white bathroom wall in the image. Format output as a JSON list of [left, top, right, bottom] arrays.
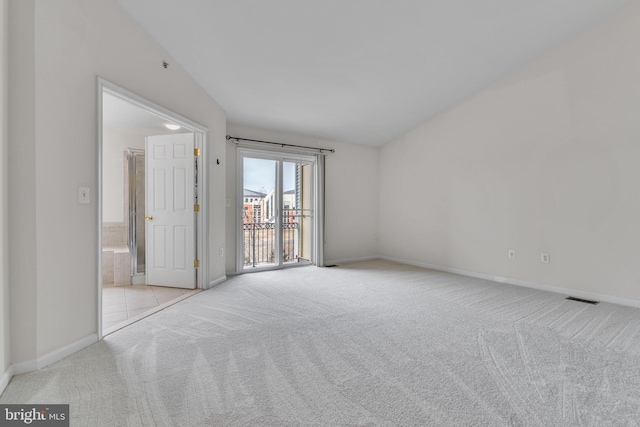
[[379, 0, 640, 303], [8, 0, 226, 365], [225, 123, 379, 273], [102, 126, 145, 224]]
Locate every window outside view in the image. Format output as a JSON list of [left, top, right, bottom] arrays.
[[242, 158, 311, 268]]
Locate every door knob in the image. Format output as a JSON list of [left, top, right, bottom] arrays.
[[145, 216, 153, 221]]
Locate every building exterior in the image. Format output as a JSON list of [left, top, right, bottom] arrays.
[[242, 189, 267, 224]]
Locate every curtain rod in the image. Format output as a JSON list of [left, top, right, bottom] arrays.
[[226, 135, 335, 154]]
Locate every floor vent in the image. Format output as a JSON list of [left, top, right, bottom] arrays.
[[325, 264, 338, 268], [565, 296, 599, 305]]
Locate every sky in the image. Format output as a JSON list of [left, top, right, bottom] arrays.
[[244, 158, 296, 193]]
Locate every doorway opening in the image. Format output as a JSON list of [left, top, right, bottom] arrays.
[[98, 79, 208, 338], [237, 149, 320, 272]]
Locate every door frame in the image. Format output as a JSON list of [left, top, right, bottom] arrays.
[[97, 77, 210, 339], [236, 147, 321, 273]]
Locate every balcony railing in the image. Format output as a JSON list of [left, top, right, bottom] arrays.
[[243, 213, 300, 267]]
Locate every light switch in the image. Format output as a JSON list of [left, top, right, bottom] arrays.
[[79, 187, 90, 204]]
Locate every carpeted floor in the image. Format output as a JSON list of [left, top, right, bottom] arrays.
[[2, 260, 640, 426]]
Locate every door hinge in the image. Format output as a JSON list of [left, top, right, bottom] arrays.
[[194, 259, 200, 268], [194, 204, 200, 212], [194, 148, 201, 157]]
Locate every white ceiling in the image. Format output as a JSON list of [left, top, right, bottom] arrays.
[[103, 92, 187, 136], [117, 0, 633, 146]]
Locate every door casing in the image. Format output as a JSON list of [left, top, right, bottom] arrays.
[[97, 77, 209, 339]]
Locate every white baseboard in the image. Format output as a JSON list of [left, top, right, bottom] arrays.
[[208, 275, 227, 289], [37, 334, 99, 371], [10, 359, 37, 376], [323, 256, 378, 266], [12, 334, 98, 376], [131, 275, 145, 285], [0, 365, 14, 397], [2, 334, 98, 396], [380, 256, 640, 309]]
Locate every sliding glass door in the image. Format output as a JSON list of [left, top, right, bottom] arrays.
[[238, 149, 317, 271]]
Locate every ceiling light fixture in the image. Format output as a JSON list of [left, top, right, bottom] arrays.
[[165, 124, 180, 130]]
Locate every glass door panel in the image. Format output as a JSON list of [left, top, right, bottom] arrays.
[[238, 150, 316, 272], [282, 161, 314, 264], [128, 149, 146, 276], [242, 157, 278, 269]]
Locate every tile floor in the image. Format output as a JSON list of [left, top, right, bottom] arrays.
[[102, 283, 200, 334]]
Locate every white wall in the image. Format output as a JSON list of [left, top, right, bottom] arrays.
[[0, 0, 10, 382], [8, 0, 226, 365], [379, 1, 640, 303], [102, 126, 145, 224], [8, 0, 37, 367], [226, 124, 379, 273]]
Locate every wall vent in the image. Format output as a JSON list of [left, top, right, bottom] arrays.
[[565, 296, 599, 305]]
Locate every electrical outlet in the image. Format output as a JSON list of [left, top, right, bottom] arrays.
[[219, 248, 224, 257], [508, 250, 516, 259], [541, 253, 550, 263]]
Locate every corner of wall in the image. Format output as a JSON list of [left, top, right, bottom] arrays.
[[7, 0, 37, 368], [0, 365, 13, 397], [376, 2, 640, 303], [0, 0, 10, 383]]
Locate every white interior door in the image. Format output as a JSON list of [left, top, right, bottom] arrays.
[[146, 133, 196, 289]]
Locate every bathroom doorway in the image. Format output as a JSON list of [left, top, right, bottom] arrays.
[[98, 79, 208, 337]]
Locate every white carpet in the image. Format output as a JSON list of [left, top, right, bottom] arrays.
[[2, 260, 640, 426]]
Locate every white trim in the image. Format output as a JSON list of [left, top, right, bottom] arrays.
[[0, 365, 13, 396], [97, 77, 210, 340], [97, 81, 104, 340], [208, 275, 227, 289], [196, 131, 210, 291], [10, 360, 36, 376], [315, 155, 325, 267], [380, 256, 640, 309], [235, 149, 244, 273], [99, 78, 209, 134], [11, 334, 98, 377], [323, 256, 379, 265], [131, 275, 145, 285], [276, 158, 283, 268], [36, 334, 99, 371]]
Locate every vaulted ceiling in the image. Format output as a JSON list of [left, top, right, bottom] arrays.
[[117, 0, 633, 146]]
